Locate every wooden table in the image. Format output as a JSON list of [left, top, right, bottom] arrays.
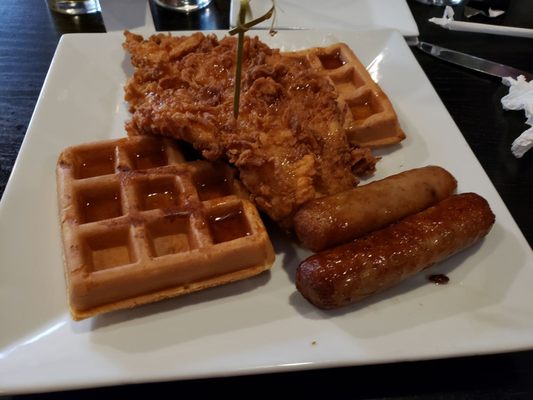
[[1, 0, 532, 397]]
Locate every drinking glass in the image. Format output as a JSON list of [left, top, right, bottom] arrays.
[[47, 0, 101, 14], [154, 0, 213, 13], [415, 0, 463, 5]]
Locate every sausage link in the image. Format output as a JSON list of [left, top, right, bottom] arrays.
[[293, 166, 457, 252], [295, 193, 495, 309]]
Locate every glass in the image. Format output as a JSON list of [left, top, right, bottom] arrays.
[[47, 0, 101, 15], [154, 0, 213, 13], [414, 0, 463, 5]]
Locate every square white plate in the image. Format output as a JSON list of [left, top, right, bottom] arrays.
[[230, 0, 419, 36], [1, 29, 532, 395]]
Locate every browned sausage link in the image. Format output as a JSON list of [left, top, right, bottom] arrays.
[[295, 193, 495, 309], [293, 166, 457, 252]]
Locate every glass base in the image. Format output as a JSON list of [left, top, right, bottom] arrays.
[[154, 0, 213, 13], [414, 0, 463, 4], [47, 0, 101, 15]]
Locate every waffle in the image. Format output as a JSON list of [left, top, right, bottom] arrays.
[[285, 43, 406, 148], [56, 136, 275, 320]]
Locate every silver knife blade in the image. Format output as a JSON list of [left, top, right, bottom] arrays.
[[416, 41, 533, 81]]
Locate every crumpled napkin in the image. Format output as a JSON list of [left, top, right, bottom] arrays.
[[464, 6, 505, 19], [430, 6, 455, 27], [501, 75, 533, 158]]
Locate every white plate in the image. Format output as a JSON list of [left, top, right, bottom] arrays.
[[1, 29, 532, 395], [230, 0, 419, 37]]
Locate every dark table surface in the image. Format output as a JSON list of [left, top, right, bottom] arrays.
[[1, 0, 532, 398]]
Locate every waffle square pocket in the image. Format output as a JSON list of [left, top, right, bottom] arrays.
[[56, 136, 275, 320]]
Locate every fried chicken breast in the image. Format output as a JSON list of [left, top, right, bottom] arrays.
[[123, 31, 376, 226]]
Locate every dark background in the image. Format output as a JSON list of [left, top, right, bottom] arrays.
[[1, 0, 532, 398]]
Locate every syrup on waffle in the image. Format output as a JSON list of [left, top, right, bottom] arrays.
[[285, 43, 405, 148], [56, 136, 275, 320]]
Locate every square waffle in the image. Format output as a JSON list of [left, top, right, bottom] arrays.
[[285, 43, 406, 148], [56, 136, 275, 320]]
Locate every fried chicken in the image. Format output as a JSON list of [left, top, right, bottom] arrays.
[[123, 31, 376, 227]]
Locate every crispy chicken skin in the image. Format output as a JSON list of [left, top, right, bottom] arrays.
[[123, 31, 376, 226]]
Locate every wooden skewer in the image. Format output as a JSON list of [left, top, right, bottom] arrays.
[[230, 0, 275, 119]]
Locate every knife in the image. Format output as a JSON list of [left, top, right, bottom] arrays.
[[415, 41, 533, 81]]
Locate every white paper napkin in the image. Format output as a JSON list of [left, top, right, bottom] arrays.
[[501, 75, 533, 158], [229, 0, 419, 37]]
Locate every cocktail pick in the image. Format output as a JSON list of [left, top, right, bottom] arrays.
[[229, 0, 276, 119]]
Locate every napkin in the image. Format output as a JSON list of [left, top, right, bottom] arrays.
[[229, 0, 420, 37], [501, 75, 533, 158]]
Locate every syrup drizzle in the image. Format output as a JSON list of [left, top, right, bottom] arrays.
[[209, 209, 250, 243], [319, 51, 346, 70]]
